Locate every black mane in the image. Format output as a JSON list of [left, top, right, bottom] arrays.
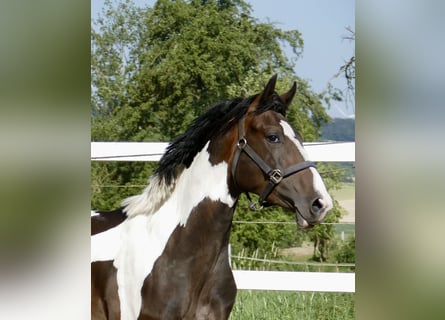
[[155, 92, 287, 184]]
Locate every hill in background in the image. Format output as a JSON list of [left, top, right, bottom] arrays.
[[321, 118, 355, 141], [320, 118, 355, 183]]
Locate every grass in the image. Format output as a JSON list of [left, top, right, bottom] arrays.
[[330, 182, 355, 201], [230, 290, 355, 320], [332, 181, 355, 239]]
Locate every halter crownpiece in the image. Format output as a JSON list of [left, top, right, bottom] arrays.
[[231, 116, 316, 210]]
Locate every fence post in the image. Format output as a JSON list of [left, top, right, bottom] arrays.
[[228, 244, 232, 268]]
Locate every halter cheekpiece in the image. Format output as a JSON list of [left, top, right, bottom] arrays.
[[231, 115, 316, 210]]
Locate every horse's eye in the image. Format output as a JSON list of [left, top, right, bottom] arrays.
[[266, 134, 280, 143]]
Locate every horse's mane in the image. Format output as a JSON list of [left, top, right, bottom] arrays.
[[122, 92, 287, 217]]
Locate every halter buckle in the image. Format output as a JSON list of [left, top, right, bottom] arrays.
[[248, 200, 264, 211], [269, 169, 283, 184]]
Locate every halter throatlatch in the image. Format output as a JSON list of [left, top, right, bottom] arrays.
[[231, 116, 316, 210]]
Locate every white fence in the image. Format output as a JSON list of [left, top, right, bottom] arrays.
[[91, 141, 355, 162], [233, 270, 354, 292], [91, 141, 355, 293]]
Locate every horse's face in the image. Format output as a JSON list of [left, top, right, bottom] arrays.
[[232, 76, 332, 228]]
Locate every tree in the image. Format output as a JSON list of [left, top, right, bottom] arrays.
[[91, 0, 147, 117], [91, 0, 327, 142], [335, 234, 355, 271], [91, 0, 341, 257], [338, 27, 355, 93], [331, 26, 355, 112]]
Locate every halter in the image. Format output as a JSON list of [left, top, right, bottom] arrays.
[[231, 115, 316, 210]]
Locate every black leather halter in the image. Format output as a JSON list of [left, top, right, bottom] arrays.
[[231, 116, 316, 210]]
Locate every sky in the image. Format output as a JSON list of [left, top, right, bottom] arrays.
[[91, 0, 355, 118]]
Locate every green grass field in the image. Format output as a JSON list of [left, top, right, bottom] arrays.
[[230, 290, 355, 320], [333, 182, 355, 239], [331, 182, 355, 201]]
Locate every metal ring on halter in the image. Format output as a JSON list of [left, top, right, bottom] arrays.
[[245, 192, 264, 211], [237, 138, 247, 149]]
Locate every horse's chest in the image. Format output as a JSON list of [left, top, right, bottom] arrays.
[[138, 251, 236, 320]]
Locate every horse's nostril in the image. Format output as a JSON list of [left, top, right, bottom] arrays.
[[311, 198, 325, 214]]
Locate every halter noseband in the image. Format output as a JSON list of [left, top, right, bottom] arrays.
[[231, 115, 316, 210]]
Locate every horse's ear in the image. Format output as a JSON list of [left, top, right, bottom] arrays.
[[280, 81, 297, 108], [259, 74, 278, 104], [249, 75, 278, 113]]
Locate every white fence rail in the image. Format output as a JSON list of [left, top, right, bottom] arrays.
[[91, 141, 355, 162], [233, 270, 354, 292], [91, 141, 355, 293]]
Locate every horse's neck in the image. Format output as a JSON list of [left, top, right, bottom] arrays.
[[169, 141, 236, 226], [156, 141, 237, 254], [169, 199, 236, 259]]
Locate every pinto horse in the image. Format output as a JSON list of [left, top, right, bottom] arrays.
[[91, 75, 333, 320]]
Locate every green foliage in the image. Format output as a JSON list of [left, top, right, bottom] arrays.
[[334, 235, 355, 264], [231, 195, 305, 254], [91, 161, 157, 211], [91, 0, 147, 116]]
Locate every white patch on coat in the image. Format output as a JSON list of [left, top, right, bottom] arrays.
[[90, 141, 235, 320], [91, 223, 122, 262], [309, 167, 333, 210], [280, 120, 309, 160], [280, 120, 332, 208]]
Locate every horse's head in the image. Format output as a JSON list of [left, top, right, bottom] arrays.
[[230, 75, 333, 228]]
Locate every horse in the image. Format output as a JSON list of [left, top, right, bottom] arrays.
[[91, 75, 333, 320]]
